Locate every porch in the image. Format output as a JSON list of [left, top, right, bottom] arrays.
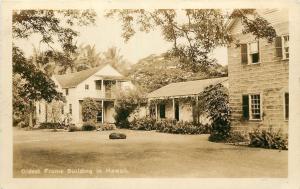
[[148, 96, 205, 123], [94, 76, 129, 99], [79, 99, 115, 124], [147, 77, 228, 123]]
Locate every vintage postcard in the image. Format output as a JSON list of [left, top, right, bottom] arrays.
[[0, 0, 300, 188]]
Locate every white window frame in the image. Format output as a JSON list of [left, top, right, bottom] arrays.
[[283, 92, 289, 121], [247, 41, 260, 65], [249, 93, 263, 121], [281, 35, 289, 60]]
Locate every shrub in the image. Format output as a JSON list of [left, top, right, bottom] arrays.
[[39, 122, 63, 129], [82, 121, 96, 131], [99, 123, 116, 131], [155, 119, 176, 132], [226, 131, 249, 144], [249, 128, 288, 150], [208, 117, 231, 142], [114, 89, 146, 128], [129, 116, 157, 131], [82, 98, 101, 122], [68, 125, 80, 132], [194, 123, 211, 134], [197, 83, 231, 142], [155, 119, 211, 135]]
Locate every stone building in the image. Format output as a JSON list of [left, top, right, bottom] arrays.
[[227, 9, 289, 132]]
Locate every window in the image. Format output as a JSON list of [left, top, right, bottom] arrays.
[[241, 41, 260, 64], [159, 104, 165, 119], [242, 94, 262, 120], [284, 92, 289, 120], [250, 94, 261, 120], [249, 42, 259, 64], [282, 35, 289, 59], [149, 106, 156, 118], [61, 106, 64, 114], [69, 104, 72, 115], [65, 89, 69, 96], [85, 84, 89, 90], [275, 35, 289, 59], [95, 80, 102, 90]]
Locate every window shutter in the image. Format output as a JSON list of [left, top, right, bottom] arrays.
[[257, 40, 260, 62], [241, 44, 248, 64], [275, 36, 283, 58], [242, 95, 249, 120], [285, 93, 289, 119]]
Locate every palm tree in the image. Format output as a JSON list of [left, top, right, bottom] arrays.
[[103, 46, 131, 74], [29, 45, 57, 76], [75, 44, 102, 71]]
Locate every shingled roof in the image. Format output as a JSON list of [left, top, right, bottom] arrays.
[[53, 64, 127, 88], [148, 77, 228, 99]]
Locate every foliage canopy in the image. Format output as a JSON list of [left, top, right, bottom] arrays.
[[106, 9, 276, 72]]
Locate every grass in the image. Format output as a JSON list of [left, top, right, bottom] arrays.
[[13, 128, 287, 178]]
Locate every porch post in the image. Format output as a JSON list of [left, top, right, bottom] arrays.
[[172, 98, 175, 120], [155, 103, 158, 121], [101, 100, 104, 124], [196, 95, 199, 124]]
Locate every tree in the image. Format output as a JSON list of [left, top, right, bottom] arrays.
[[198, 83, 231, 142], [13, 46, 64, 127], [106, 9, 276, 72], [81, 98, 101, 122], [12, 10, 96, 127], [13, 74, 30, 127], [114, 89, 146, 128], [103, 46, 131, 74], [29, 45, 57, 76], [13, 10, 96, 54], [74, 44, 103, 71], [127, 53, 227, 92]]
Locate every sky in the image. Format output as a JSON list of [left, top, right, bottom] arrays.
[[15, 9, 228, 65]]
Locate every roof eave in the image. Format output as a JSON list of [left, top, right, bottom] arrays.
[[148, 93, 200, 100]]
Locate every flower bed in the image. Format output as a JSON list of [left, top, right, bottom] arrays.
[[38, 122, 64, 129], [129, 117, 211, 135]]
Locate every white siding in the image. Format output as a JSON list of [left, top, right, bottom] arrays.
[[179, 103, 193, 122], [95, 64, 122, 76], [76, 76, 105, 100]]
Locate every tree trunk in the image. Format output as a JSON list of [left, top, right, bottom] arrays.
[[29, 101, 34, 128]]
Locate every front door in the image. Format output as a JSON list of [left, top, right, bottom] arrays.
[[97, 110, 102, 123], [175, 102, 179, 121], [159, 104, 165, 119]]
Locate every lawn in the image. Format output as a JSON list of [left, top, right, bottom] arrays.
[[13, 128, 287, 178]]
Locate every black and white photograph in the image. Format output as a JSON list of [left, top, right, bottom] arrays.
[[1, 0, 300, 188]]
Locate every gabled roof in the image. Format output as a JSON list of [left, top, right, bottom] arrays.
[[53, 63, 126, 88], [148, 77, 228, 99]]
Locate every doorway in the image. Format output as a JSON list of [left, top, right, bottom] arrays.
[[175, 102, 179, 121]]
